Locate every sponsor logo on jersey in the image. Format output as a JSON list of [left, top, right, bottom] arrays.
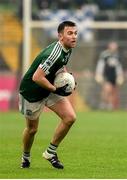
[[46, 60, 52, 67]]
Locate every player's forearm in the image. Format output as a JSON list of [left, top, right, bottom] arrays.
[[33, 76, 56, 92], [32, 66, 56, 92]]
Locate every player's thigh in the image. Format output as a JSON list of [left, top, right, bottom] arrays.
[[19, 94, 45, 120], [103, 82, 113, 93], [48, 97, 76, 123]]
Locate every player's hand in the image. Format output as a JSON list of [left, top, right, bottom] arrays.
[[69, 72, 77, 90], [116, 76, 124, 85], [95, 74, 104, 84], [74, 82, 77, 90], [54, 84, 72, 96]]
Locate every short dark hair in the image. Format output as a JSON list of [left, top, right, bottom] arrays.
[[57, 21, 76, 33]]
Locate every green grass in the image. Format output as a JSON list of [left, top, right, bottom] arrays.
[[0, 111, 127, 178]]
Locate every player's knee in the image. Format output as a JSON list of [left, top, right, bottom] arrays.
[[28, 127, 38, 135], [64, 113, 76, 126]]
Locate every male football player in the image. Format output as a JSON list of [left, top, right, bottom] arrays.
[[19, 21, 78, 169], [95, 41, 124, 110]]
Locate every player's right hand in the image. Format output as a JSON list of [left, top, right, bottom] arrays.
[[54, 84, 72, 96]]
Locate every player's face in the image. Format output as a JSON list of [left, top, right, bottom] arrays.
[[108, 42, 118, 52], [59, 26, 78, 49]]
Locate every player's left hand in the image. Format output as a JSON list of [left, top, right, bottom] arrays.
[[116, 76, 124, 85], [54, 84, 72, 96], [74, 82, 77, 90]]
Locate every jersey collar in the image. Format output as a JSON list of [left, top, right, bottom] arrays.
[[58, 41, 70, 53]]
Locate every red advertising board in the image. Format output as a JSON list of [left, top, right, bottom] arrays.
[[0, 73, 17, 111]]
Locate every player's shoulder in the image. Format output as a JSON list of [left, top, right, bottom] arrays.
[[100, 50, 111, 58], [46, 41, 58, 49], [46, 41, 62, 51], [43, 41, 62, 56]]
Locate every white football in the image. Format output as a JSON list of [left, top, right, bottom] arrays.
[[54, 72, 75, 93]]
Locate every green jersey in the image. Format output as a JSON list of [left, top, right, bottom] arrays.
[[19, 41, 72, 102]]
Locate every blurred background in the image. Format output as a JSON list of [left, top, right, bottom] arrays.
[[1, 0, 127, 112]]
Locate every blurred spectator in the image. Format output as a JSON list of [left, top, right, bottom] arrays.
[[122, 0, 127, 9], [95, 41, 124, 110], [18, 0, 39, 20], [18, 0, 23, 19], [36, 0, 51, 9], [36, 0, 73, 10], [97, 0, 118, 10], [74, 0, 87, 9], [57, 0, 72, 9]]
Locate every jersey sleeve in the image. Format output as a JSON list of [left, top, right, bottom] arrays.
[[39, 43, 62, 75], [96, 58, 105, 76]]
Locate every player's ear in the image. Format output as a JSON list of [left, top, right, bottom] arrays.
[[58, 33, 63, 40]]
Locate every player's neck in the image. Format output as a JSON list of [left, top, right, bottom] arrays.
[[58, 41, 70, 52]]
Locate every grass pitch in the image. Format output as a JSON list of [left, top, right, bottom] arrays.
[[0, 110, 127, 178]]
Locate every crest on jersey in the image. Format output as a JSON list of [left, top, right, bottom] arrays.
[[62, 53, 71, 64]]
